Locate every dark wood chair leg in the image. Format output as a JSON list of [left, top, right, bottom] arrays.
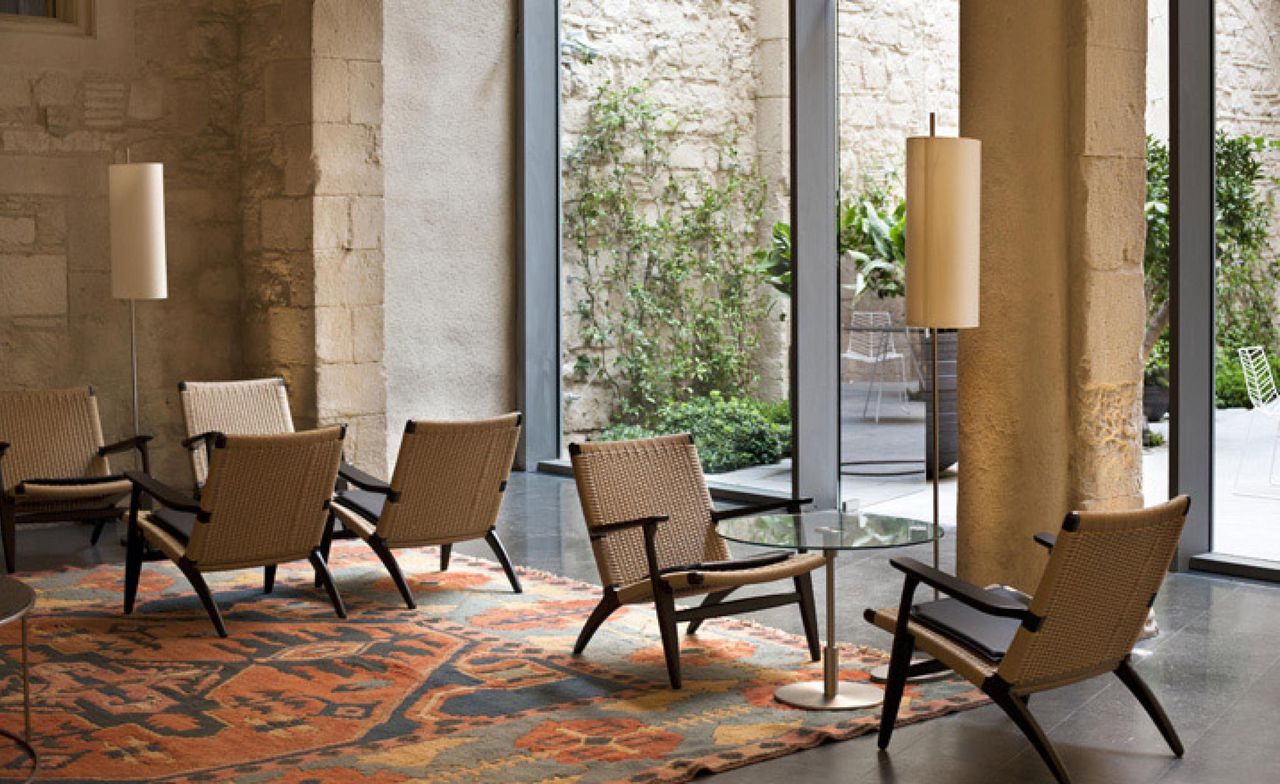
[[484, 530, 522, 593], [316, 512, 335, 588], [263, 565, 277, 594], [123, 513, 144, 615], [1116, 656, 1184, 756], [986, 681, 1072, 784], [794, 573, 821, 661], [877, 628, 916, 750], [308, 549, 347, 619], [653, 586, 683, 689], [574, 590, 620, 654], [685, 589, 735, 636], [89, 518, 110, 546], [440, 543, 452, 572], [175, 557, 227, 638], [368, 535, 415, 609], [2, 507, 16, 574]]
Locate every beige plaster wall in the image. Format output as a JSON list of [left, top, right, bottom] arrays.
[[382, 0, 516, 463], [0, 0, 243, 482]]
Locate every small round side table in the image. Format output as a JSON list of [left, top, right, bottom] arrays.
[[0, 576, 36, 783], [717, 510, 941, 711]]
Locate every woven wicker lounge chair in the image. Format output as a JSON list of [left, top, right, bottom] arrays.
[[866, 496, 1191, 784], [122, 427, 347, 637], [569, 434, 824, 689], [0, 387, 151, 573], [327, 413, 523, 608]]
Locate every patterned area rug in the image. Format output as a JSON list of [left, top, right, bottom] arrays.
[[0, 543, 986, 782]]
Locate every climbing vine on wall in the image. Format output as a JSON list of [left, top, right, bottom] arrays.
[[564, 81, 773, 426]]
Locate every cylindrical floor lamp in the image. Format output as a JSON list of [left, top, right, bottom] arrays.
[[109, 162, 168, 438], [906, 114, 981, 581]]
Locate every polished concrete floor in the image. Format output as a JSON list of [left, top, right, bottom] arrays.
[[17, 471, 1280, 783]]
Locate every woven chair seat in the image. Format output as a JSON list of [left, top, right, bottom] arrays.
[[137, 514, 188, 563], [868, 605, 999, 685], [13, 477, 131, 506], [617, 551, 825, 604]]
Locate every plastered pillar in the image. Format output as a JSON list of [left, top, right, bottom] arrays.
[[957, 0, 1147, 591]]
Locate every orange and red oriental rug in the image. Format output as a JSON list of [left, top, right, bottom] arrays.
[[0, 543, 985, 782]]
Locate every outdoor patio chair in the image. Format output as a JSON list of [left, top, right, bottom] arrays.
[[327, 413, 523, 607], [122, 426, 347, 637], [0, 387, 151, 573], [866, 495, 1191, 784], [843, 310, 910, 423], [1234, 346, 1280, 493], [569, 434, 824, 689]]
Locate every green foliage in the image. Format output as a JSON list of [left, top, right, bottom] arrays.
[[564, 81, 773, 423], [598, 393, 790, 474], [762, 179, 906, 299], [1144, 134, 1280, 399], [1214, 349, 1280, 409]]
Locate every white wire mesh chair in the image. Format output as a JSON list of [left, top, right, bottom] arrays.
[[843, 311, 910, 422], [1234, 346, 1280, 495]]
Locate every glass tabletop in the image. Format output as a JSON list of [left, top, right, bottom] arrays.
[[0, 576, 35, 626], [716, 510, 942, 551]]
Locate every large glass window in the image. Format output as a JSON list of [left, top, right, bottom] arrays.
[[835, 2, 958, 520], [557, 2, 793, 493]]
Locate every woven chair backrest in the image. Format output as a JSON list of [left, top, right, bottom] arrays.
[[846, 311, 894, 360], [570, 434, 728, 589], [185, 427, 344, 569], [0, 388, 110, 492], [179, 378, 294, 487], [377, 413, 521, 546], [1237, 346, 1278, 410], [998, 496, 1190, 693]]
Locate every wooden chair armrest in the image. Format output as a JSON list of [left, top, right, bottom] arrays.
[[181, 431, 219, 451], [124, 470, 201, 514], [338, 460, 392, 494], [587, 515, 669, 540], [99, 434, 153, 456], [711, 496, 813, 522], [1033, 532, 1057, 550], [890, 557, 1035, 621]]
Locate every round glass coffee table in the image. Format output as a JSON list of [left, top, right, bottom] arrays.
[[0, 576, 35, 782], [717, 510, 940, 711]]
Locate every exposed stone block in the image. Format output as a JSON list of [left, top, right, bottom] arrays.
[[350, 197, 382, 249], [128, 76, 165, 121], [260, 197, 313, 250], [0, 216, 36, 247], [0, 254, 67, 316], [350, 304, 382, 362], [316, 361, 385, 419], [0, 77, 30, 108], [348, 61, 382, 126], [312, 58, 349, 123], [313, 0, 382, 61], [264, 59, 313, 125], [315, 305, 353, 363], [34, 72, 76, 107], [313, 124, 381, 195], [313, 196, 350, 250], [1071, 156, 1147, 272], [315, 249, 382, 306]]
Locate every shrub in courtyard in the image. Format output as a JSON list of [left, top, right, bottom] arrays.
[[598, 393, 789, 474], [564, 81, 773, 425], [1143, 133, 1280, 398]]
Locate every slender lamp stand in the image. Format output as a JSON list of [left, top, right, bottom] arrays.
[[109, 162, 168, 442]]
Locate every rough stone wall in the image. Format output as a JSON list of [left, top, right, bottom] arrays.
[[0, 0, 242, 482], [309, 0, 386, 473], [382, 0, 516, 461]]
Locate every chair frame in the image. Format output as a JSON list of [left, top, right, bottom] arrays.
[[122, 431, 347, 637], [843, 311, 911, 423], [325, 416, 524, 608], [0, 387, 152, 572], [1234, 346, 1280, 496], [569, 438, 822, 689], [869, 517, 1186, 784]]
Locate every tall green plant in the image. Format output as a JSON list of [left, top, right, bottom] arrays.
[[762, 180, 906, 300], [564, 82, 772, 424], [1143, 133, 1280, 382]]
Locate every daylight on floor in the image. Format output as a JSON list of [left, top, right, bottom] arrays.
[[0, 1, 1277, 782]]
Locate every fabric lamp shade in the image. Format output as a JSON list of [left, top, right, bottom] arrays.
[[905, 136, 980, 328], [109, 163, 168, 301]]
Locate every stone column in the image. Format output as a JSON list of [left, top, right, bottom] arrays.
[[956, 0, 1146, 591], [239, 0, 386, 473], [753, 0, 790, 402]]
